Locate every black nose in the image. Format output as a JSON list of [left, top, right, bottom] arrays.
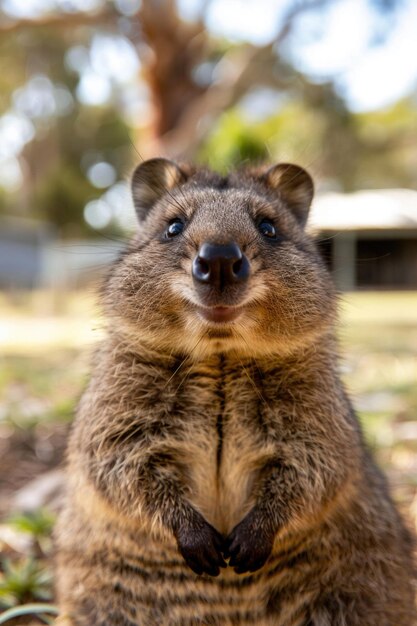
[[192, 242, 250, 288]]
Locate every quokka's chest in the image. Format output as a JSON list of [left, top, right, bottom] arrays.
[[148, 366, 280, 533]]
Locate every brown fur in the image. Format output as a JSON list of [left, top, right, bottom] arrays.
[[55, 160, 416, 625]]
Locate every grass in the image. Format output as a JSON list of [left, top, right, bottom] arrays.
[[0, 351, 86, 429], [0, 290, 416, 621], [339, 292, 417, 442], [0, 510, 55, 623]]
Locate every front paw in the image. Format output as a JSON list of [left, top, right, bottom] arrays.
[[224, 508, 274, 574], [175, 512, 227, 577]]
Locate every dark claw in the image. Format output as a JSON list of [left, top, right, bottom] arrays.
[[175, 511, 226, 577], [187, 561, 203, 576], [225, 508, 274, 574]]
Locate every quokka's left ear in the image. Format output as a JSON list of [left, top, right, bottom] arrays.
[[261, 163, 314, 228], [131, 158, 189, 222]]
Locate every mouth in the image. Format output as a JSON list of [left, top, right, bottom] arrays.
[[197, 306, 243, 324]]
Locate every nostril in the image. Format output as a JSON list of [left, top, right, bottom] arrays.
[[197, 257, 210, 276], [232, 258, 242, 277], [192, 255, 212, 284], [233, 254, 250, 282]]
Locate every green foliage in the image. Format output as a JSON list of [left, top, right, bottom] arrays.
[[33, 161, 96, 237], [199, 98, 330, 174], [30, 109, 132, 237], [0, 509, 56, 614], [0, 558, 52, 609], [0, 22, 133, 236], [6, 510, 55, 541], [198, 111, 269, 171], [199, 89, 417, 191], [354, 99, 417, 188]]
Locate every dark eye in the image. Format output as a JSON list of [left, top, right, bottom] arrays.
[[166, 219, 184, 238], [258, 220, 277, 239]]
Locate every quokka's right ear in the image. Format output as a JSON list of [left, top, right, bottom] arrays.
[[131, 158, 189, 221], [262, 163, 314, 228]]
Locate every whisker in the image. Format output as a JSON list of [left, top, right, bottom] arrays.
[[159, 182, 190, 218], [163, 354, 191, 389], [87, 224, 132, 246], [173, 333, 207, 394], [234, 330, 271, 410], [128, 136, 145, 162]]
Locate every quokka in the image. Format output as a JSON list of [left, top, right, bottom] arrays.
[[55, 159, 416, 625]]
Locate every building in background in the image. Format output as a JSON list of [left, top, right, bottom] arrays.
[[0, 217, 53, 290], [0, 217, 122, 291], [310, 189, 417, 291]]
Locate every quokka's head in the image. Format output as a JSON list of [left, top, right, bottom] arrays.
[[105, 158, 336, 358]]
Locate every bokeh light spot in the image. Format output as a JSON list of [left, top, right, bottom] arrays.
[[87, 162, 117, 189], [84, 199, 112, 229]]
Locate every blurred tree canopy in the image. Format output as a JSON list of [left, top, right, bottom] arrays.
[[0, 0, 416, 236]]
